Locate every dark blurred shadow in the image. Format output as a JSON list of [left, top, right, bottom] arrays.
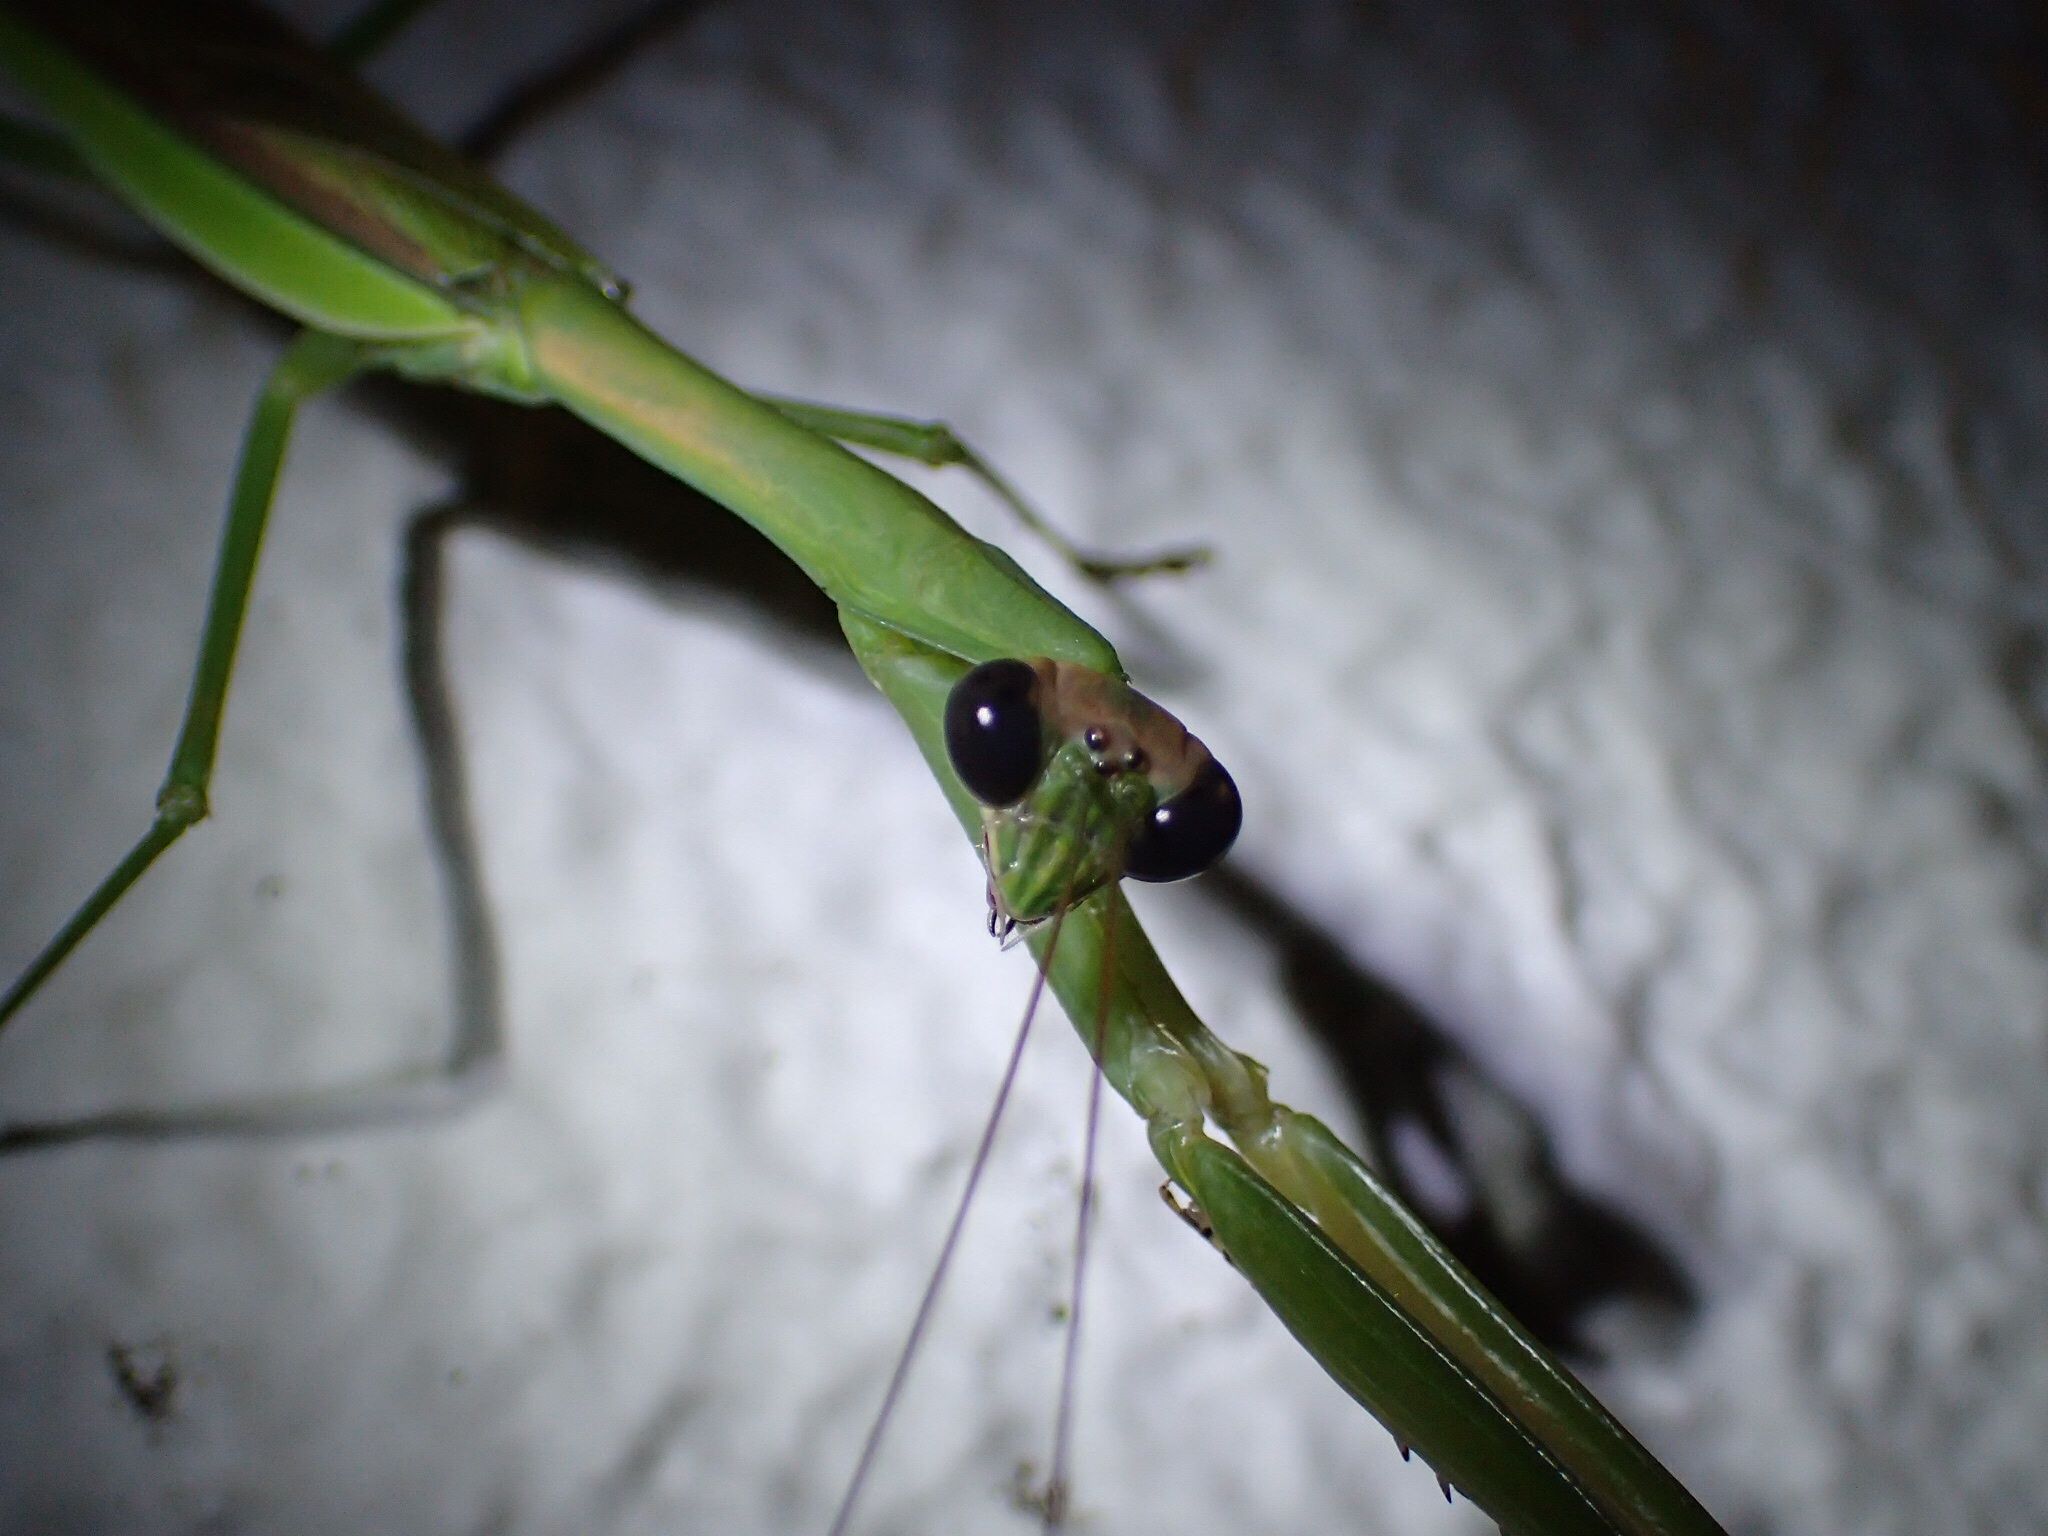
[[404, 387, 850, 654], [385, 386, 853, 1139], [458, 0, 719, 163], [0, 173, 189, 276]]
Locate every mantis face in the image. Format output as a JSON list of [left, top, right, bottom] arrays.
[[943, 658, 1242, 936]]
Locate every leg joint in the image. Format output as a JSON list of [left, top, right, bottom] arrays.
[[155, 783, 209, 830]]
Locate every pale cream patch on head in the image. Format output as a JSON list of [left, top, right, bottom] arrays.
[[1030, 659, 1211, 795]]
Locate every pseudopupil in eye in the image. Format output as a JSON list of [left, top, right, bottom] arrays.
[[1124, 758, 1243, 883], [944, 658, 1044, 807]]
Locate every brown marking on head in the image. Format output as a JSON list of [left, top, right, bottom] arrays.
[[1027, 660, 1212, 797]]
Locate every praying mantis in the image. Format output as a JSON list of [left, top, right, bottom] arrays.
[[0, 3, 1729, 1532]]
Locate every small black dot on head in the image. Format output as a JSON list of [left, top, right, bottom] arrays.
[[1084, 726, 1109, 751], [1123, 749, 1148, 773]]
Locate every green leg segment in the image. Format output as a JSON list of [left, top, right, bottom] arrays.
[[761, 395, 1212, 582], [0, 330, 370, 1039], [0, 487, 515, 1154]]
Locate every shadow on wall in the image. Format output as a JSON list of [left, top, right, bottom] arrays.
[[1200, 865, 1695, 1356]]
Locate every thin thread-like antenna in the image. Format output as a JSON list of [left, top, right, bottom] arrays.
[[825, 907, 1069, 1536], [1043, 891, 1121, 1531]]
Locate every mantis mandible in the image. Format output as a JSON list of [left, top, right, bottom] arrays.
[[0, 3, 1727, 1532]]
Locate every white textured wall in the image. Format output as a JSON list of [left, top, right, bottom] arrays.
[[2, 2, 2043, 1533]]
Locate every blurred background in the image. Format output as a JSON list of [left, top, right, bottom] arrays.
[[1, 1, 2043, 1531]]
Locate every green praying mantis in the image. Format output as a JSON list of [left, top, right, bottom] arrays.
[[0, 3, 1729, 1532]]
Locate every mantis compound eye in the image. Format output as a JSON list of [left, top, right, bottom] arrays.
[[1123, 757, 1243, 883], [945, 658, 1045, 807]]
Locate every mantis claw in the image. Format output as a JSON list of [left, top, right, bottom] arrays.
[[984, 883, 1022, 947], [1159, 1180, 1236, 1268]]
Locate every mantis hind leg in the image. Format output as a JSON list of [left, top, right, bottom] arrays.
[[0, 331, 368, 1045], [0, 487, 511, 1154], [0, 331, 515, 1151], [761, 396, 1212, 582]]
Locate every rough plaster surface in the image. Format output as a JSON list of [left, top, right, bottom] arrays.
[[1, 2, 2044, 1533]]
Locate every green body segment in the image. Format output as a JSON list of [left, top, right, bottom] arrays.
[[0, 4, 1728, 1532], [4, 0, 620, 295]]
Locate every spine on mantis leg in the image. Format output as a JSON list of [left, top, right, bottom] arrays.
[[1144, 1011, 1723, 1536], [1234, 1108, 1725, 1536], [1152, 1126, 1617, 1536]]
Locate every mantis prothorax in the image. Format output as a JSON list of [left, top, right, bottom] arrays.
[[0, 4, 1726, 1534]]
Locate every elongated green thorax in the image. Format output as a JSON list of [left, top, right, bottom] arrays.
[[517, 273, 1122, 675]]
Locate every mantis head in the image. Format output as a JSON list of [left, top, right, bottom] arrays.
[[943, 658, 1242, 938]]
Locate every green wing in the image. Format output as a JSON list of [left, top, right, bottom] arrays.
[[0, 0, 619, 334]]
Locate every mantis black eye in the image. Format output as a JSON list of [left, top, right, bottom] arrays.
[[945, 659, 1044, 807], [1124, 758, 1243, 883]]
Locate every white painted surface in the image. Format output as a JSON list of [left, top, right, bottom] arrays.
[[2, 2, 2043, 1533]]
